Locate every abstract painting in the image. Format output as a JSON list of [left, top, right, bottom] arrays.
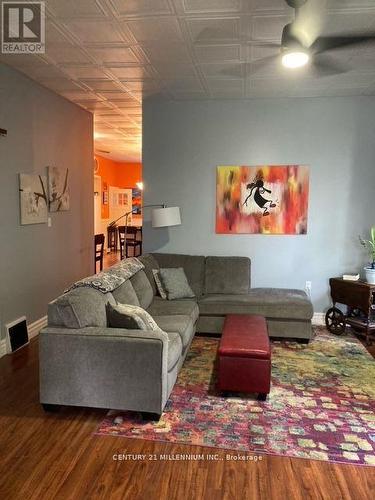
[[19, 174, 48, 225], [216, 165, 309, 234], [132, 188, 142, 215], [48, 166, 70, 212]]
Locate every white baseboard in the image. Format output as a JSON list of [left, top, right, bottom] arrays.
[[0, 315, 47, 359], [28, 315, 48, 340], [312, 312, 325, 326], [0, 339, 6, 358]]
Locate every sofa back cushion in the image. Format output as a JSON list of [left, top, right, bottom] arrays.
[[112, 279, 140, 306], [138, 254, 159, 296], [48, 287, 115, 328], [205, 256, 251, 295], [151, 253, 205, 297], [130, 269, 154, 309]]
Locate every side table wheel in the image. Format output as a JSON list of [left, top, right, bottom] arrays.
[[325, 307, 345, 335]]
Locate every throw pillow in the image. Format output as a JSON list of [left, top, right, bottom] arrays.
[[159, 268, 195, 300], [107, 302, 161, 331], [152, 269, 167, 299]]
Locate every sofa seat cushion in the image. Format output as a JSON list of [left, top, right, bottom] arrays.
[[166, 332, 183, 371], [153, 315, 194, 348], [147, 297, 199, 324], [199, 289, 313, 320]]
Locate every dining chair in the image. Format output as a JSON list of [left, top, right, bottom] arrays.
[[94, 233, 105, 272], [118, 226, 142, 259]]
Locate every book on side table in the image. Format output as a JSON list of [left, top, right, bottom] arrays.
[[342, 273, 360, 281]]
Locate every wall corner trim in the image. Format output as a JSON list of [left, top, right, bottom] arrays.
[[312, 312, 325, 326], [0, 339, 6, 358]]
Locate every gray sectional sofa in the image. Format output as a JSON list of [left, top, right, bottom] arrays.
[[39, 253, 313, 417]]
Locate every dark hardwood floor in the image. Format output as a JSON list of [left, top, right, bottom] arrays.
[[0, 337, 374, 500]]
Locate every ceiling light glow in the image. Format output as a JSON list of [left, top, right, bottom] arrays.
[[282, 51, 309, 69], [94, 132, 106, 140]]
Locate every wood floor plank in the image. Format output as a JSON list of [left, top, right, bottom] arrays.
[[0, 338, 374, 500]]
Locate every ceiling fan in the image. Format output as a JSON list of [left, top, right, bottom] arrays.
[[252, 0, 375, 76]]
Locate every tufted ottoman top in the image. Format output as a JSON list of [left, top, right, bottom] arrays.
[[219, 314, 270, 360]]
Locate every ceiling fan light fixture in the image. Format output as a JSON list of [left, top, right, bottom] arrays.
[[282, 50, 310, 69]]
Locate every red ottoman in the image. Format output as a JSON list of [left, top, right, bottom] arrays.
[[218, 314, 271, 400]]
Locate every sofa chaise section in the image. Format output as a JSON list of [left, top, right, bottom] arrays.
[[198, 288, 313, 338]]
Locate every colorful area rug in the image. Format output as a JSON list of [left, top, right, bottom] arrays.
[[96, 329, 375, 466]]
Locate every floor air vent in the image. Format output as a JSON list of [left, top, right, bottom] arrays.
[[6, 317, 29, 353]]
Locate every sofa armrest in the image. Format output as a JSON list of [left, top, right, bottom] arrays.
[[40, 325, 169, 342], [39, 326, 169, 414]]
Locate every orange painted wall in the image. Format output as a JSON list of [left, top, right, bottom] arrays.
[[95, 155, 142, 219]]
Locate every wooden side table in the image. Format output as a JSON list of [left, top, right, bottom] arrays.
[[326, 277, 375, 344]]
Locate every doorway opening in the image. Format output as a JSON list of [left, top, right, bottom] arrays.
[[93, 155, 143, 273]]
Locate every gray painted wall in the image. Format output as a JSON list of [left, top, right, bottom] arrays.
[[0, 64, 94, 340], [143, 97, 375, 312]]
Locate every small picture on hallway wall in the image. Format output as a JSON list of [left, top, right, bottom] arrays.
[[216, 165, 309, 235], [19, 174, 48, 225], [132, 188, 142, 215], [48, 166, 70, 212]]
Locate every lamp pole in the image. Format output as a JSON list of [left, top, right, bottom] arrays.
[[108, 204, 166, 258], [108, 204, 166, 228]]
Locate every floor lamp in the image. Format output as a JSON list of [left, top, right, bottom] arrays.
[[108, 205, 181, 257]]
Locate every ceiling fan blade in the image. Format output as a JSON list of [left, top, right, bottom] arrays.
[[292, 0, 327, 48], [309, 54, 349, 77], [217, 55, 280, 78], [311, 34, 375, 54]]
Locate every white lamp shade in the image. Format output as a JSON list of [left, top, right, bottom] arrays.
[[151, 206, 181, 228]]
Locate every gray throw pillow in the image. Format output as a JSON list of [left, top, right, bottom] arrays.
[[107, 302, 161, 331], [152, 269, 167, 300], [159, 267, 195, 300]]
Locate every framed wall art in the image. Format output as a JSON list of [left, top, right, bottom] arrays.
[[19, 174, 48, 225], [48, 166, 70, 212], [216, 165, 309, 235]]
